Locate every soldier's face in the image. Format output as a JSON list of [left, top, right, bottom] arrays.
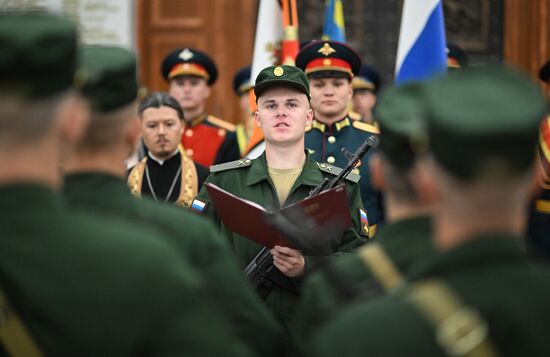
[[255, 87, 313, 146], [352, 89, 377, 118], [309, 77, 353, 123], [169, 76, 210, 116], [140, 106, 183, 159]]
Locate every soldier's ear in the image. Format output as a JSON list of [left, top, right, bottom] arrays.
[[305, 108, 313, 127], [254, 110, 262, 127], [57, 93, 90, 147], [410, 157, 440, 206], [369, 154, 385, 191]]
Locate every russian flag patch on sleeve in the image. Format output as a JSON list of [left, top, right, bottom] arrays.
[[359, 208, 369, 237], [190, 198, 207, 214]]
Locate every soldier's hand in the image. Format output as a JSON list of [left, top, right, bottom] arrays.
[[271, 245, 305, 277]]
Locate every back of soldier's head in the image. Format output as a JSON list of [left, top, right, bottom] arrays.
[[78, 45, 139, 151], [374, 82, 427, 202], [424, 65, 546, 186], [0, 13, 79, 147]]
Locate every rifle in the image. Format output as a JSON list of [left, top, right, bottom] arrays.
[[243, 136, 378, 296]]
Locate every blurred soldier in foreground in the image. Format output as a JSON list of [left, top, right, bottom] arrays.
[[293, 82, 434, 348], [526, 58, 550, 261], [127, 92, 209, 206], [64, 45, 283, 356], [351, 64, 382, 124], [196, 65, 368, 331], [162, 47, 240, 166], [0, 14, 250, 357], [296, 40, 383, 234], [312, 65, 550, 357]]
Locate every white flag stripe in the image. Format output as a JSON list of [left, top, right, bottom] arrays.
[[251, 0, 283, 84], [395, 0, 440, 74]]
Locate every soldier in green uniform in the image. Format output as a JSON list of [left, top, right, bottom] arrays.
[[0, 13, 251, 357], [63, 45, 283, 356], [312, 65, 550, 357], [296, 40, 383, 235], [526, 58, 550, 262], [293, 82, 434, 348], [195, 65, 369, 331]]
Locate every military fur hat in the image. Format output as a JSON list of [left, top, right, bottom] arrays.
[[0, 13, 78, 98], [375, 83, 427, 169], [425, 64, 546, 180], [79, 46, 138, 112]]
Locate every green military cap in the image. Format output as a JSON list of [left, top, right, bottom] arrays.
[[0, 13, 77, 98], [79, 45, 138, 112], [375, 82, 427, 169], [425, 64, 547, 180], [254, 65, 310, 100]]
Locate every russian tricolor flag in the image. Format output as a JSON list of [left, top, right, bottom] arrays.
[[395, 0, 447, 84]]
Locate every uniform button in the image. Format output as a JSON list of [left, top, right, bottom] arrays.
[[185, 129, 193, 137], [217, 129, 226, 137], [186, 148, 194, 157], [328, 136, 336, 144], [327, 156, 335, 164], [319, 163, 326, 169]]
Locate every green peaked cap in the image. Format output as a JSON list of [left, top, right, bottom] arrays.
[[0, 13, 78, 98], [375, 82, 428, 169], [254, 65, 310, 100], [79, 45, 138, 112], [425, 64, 547, 180]]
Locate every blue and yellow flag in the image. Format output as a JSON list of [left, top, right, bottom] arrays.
[[322, 0, 345, 42]]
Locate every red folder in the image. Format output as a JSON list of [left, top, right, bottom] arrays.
[[204, 183, 353, 249]]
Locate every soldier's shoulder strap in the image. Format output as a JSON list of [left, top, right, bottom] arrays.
[[317, 162, 361, 183], [358, 242, 404, 292], [352, 120, 380, 135], [210, 158, 253, 173], [207, 115, 236, 132], [405, 279, 499, 357], [0, 288, 44, 357]]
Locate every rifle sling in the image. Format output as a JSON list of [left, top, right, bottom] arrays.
[[0, 288, 44, 357], [406, 280, 499, 357], [358, 242, 404, 292]]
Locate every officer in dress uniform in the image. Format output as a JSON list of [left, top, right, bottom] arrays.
[[195, 65, 369, 333], [64, 46, 284, 357], [446, 43, 469, 71], [293, 82, 434, 349], [296, 40, 382, 235], [312, 65, 550, 357], [232, 65, 255, 156], [127, 92, 209, 207], [526, 58, 550, 261], [0, 14, 251, 357], [162, 48, 240, 166], [351, 64, 382, 124]]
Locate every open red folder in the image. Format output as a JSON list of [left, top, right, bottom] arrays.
[[204, 183, 353, 249]]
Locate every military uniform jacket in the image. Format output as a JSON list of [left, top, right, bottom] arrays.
[[293, 216, 432, 346], [181, 114, 240, 167], [0, 183, 252, 357], [64, 172, 284, 357], [305, 115, 383, 230], [197, 152, 369, 329], [312, 234, 550, 357]]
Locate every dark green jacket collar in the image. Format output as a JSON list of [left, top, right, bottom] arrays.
[[245, 151, 324, 187], [65, 172, 126, 193], [410, 233, 528, 280], [376, 216, 431, 244], [0, 183, 63, 214]]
